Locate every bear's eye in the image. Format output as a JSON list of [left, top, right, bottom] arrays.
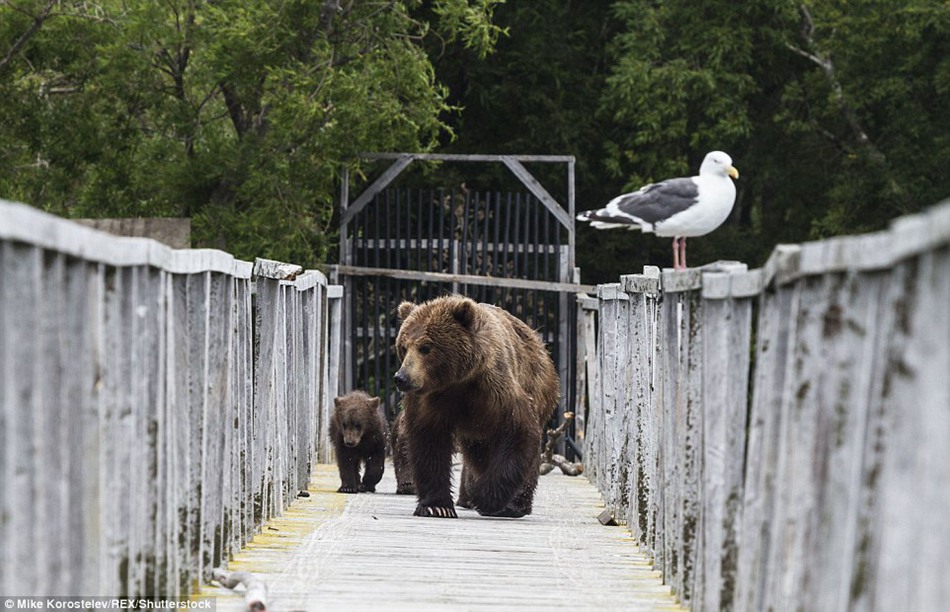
[[419, 344, 432, 356]]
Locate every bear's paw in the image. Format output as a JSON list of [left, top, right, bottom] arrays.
[[337, 485, 360, 494], [414, 504, 458, 518], [477, 504, 528, 518]]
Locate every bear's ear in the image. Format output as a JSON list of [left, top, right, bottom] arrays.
[[369, 396, 380, 409], [333, 397, 342, 409], [397, 301, 416, 321], [452, 299, 476, 328]]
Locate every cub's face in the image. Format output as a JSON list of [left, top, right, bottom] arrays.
[[337, 408, 365, 447], [333, 395, 380, 447], [394, 298, 479, 394]]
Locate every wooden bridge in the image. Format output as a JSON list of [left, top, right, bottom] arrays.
[[2, 197, 948, 611]]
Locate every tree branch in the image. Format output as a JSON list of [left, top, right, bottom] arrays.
[[540, 412, 584, 476], [0, 0, 58, 75], [789, 3, 904, 198]]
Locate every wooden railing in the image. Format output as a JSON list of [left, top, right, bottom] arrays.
[[578, 199, 950, 611], [0, 200, 342, 598]]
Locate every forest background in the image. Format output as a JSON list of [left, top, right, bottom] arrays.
[[2, 0, 948, 283]]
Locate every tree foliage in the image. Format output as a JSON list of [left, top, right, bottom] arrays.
[[3, 0, 949, 280], [0, 0, 503, 265], [434, 0, 950, 282]]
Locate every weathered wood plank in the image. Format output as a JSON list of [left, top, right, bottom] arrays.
[[0, 200, 252, 277], [861, 250, 950, 610], [799, 272, 883, 611], [598, 283, 629, 516], [127, 265, 161, 597], [732, 281, 799, 612], [575, 298, 597, 451], [36, 251, 65, 595], [700, 289, 752, 612], [1, 243, 39, 594], [332, 264, 596, 294]]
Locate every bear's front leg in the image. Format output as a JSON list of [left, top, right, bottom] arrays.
[[409, 419, 457, 518], [359, 452, 384, 493], [336, 450, 362, 494]]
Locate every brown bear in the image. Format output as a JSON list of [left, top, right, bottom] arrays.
[[390, 408, 416, 495], [329, 391, 386, 494], [393, 295, 559, 518]]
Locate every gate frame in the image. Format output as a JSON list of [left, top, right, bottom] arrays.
[[331, 153, 595, 450]]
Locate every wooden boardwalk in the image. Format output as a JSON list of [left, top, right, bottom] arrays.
[[198, 462, 683, 611]]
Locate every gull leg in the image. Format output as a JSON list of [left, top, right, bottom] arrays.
[[672, 237, 681, 270], [680, 237, 688, 269]]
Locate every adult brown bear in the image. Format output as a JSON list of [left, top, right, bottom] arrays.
[[393, 296, 559, 518], [329, 391, 386, 494]]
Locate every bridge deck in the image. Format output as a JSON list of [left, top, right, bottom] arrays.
[[199, 463, 683, 611]]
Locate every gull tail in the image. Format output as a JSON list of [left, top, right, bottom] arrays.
[[577, 209, 642, 231]]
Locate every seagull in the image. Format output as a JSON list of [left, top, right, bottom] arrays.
[[577, 151, 739, 270]]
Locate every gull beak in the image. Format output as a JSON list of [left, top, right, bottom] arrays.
[[728, 166, 739, 180]]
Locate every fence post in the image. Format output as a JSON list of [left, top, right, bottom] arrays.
[[323, 284, 344, 463], [619, 267, 661, 552], [698, 263, 755, 612], [592, 283, 626, 506], [655, 269, 704, 603], [574, 294, 598, 452]]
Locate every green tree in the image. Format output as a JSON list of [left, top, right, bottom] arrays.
[[431, 0, 614, 198], [779, 1, 950, 234], [0, 0, 505, 265], [434, 0, 950, 282], [594, 0, 949, 276]]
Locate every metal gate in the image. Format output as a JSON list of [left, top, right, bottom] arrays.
[[331, 153, 593, 455]]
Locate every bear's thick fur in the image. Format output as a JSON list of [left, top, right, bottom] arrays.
[[393, 295, 559, 518], [330, 391, 386, 494], [390, 409, 416, 495]]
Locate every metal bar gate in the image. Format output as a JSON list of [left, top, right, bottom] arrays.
[[331, 153, 593, 456]]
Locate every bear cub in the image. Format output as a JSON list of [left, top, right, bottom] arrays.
[[330, 390, 386, 494], [394, 295, 559, 519]]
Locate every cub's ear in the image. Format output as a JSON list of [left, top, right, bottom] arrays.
[[369, 396, 381, 409], [452, 299, 477, 328], [397, 301, 416, 321], [333, 397, 342, 409]]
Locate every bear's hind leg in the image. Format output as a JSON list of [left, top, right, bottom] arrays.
[[457, 463, 475, 509], [482, 486, 535, 518], [392, 412, 416, 494], [471, 430, 538, 517]]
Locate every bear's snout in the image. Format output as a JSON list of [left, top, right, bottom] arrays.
[[394, 369, 414, 392]]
